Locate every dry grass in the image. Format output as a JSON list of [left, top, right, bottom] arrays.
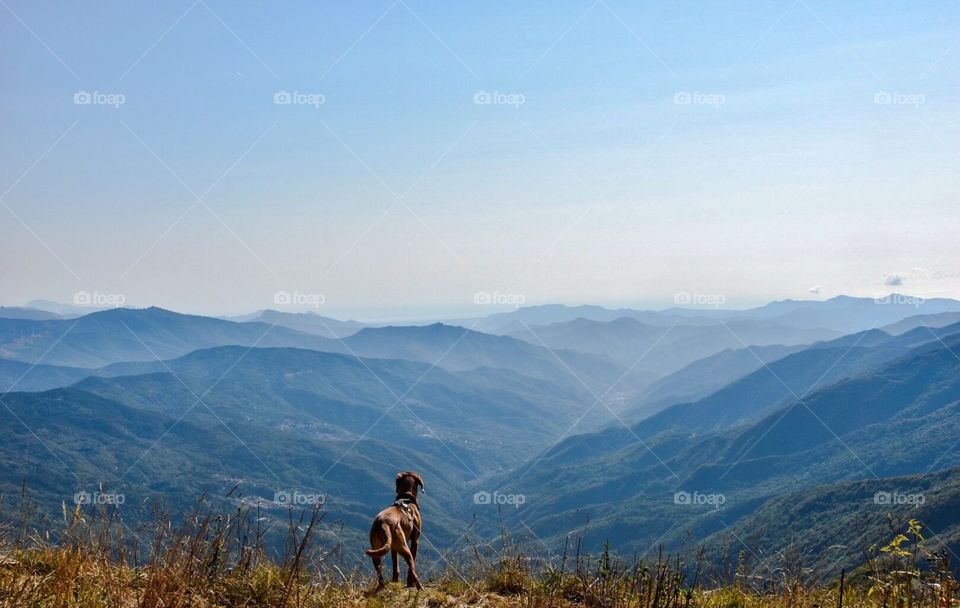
[[0, 492, 956, 608]]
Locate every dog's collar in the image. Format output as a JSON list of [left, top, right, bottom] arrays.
[[394, 497, 418, 518], [395, 492, 418, 505]]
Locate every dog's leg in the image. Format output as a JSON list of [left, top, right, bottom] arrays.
[[397, 542, 422, 590], [391, 550, 399, 583], [372, 555, 384, 588], [392, 527, 422, 590], [410, 530, 419, 559], [407, 533, 420, 587]]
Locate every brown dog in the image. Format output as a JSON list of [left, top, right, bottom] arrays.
[[366, 471, 424, 589]]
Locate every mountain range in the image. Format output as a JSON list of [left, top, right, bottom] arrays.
[[471, 295, 960, 335], [1, 295, 959, 570], [479, 324, 960, 574]]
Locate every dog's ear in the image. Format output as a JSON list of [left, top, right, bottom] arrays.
[[410, 472, 425, 494]]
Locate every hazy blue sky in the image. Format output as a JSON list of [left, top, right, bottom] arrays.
[[1, 1, 958, 319]]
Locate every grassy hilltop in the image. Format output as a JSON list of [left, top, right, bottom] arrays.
[[0, 496, 957, 608]]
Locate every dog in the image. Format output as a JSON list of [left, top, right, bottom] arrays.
[[366, 471, 425, 590]]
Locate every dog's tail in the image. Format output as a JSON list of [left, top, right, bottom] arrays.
[[366, 523, 393, 557]]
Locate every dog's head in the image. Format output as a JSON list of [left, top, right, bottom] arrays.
[[395, 471, 425, 501]]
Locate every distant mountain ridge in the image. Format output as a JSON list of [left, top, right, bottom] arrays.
[[224, 309, 365, 338], [624, 342, 806, 421], [25, 299, 102, 317], [0, 306, 63, 321], [728, 294, 960, 331], [506, 315, 838, 376], [620, 323, 960, 432], [881, 311, 960, 335], [473, 294, 960, 336], [0, 308, 649, 403], [0, 358, 93, 392], [322, 322, 654, 396], [0, 307, 334, 368]]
